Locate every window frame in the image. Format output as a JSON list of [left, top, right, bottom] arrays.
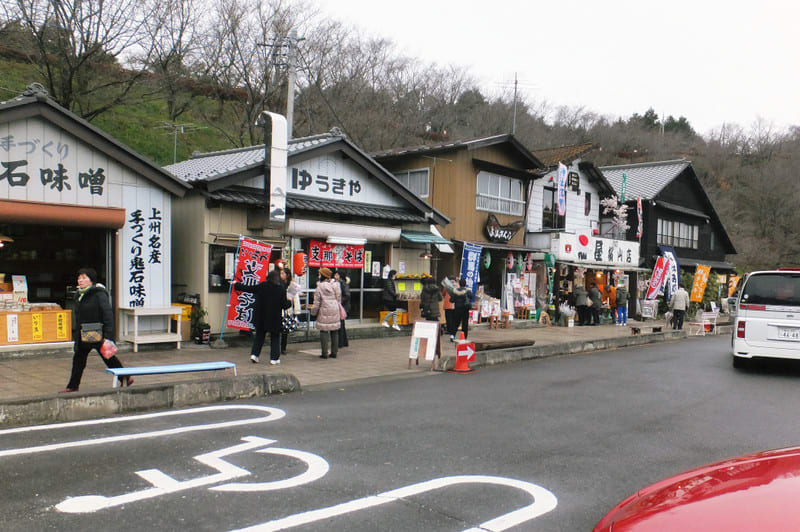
[[475, 171, 525, 216], [541, 186, 566, 230], [393, 168, 430, 198]]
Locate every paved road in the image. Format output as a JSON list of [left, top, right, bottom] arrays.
[[2, 335, 800, 531]]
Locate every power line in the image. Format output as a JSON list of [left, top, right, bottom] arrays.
[[154, 122, 206, 164]]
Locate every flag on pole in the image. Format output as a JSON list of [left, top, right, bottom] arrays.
[[620, 172, 627, 202], [636, 196, 643, 239]]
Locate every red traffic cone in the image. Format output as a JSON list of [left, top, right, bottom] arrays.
[[448, 342, 476, 374], [456, 331, 465, 342]]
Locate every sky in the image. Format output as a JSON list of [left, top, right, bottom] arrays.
[[312, 0, 800, 136]]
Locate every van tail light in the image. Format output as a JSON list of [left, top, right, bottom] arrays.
[[737, 321, 746, 338], [740, 304, 766, 311]]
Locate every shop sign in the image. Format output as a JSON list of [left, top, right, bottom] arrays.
[[553, 233, 639, 267], [56, 312, 68, 340], [288, 156, 405, 208], [691, 264, 711, 302], [485, 214, 524, 243], [31, 313, 43, 341], [126, 208, 163, 307], [6, 314, 18, 342], [226, 238, 273, 331], [308, 240, 365, 268]]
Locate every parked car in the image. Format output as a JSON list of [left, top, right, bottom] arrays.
[[593, 446, 800, 531], [731, 269, 800, 368]]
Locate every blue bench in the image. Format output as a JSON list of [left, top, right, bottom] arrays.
[[106, 361, 237, 388]]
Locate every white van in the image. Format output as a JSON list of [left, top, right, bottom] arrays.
[[732, 270, 800, 368]]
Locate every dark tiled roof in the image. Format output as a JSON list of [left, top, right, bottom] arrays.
[[533, 143, 597, 167], [599, 159, 691, 200], [165, 133, 340, 183], [204, 190, 427, 223]]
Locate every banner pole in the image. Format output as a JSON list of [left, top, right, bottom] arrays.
[[218, 235, 244, 342]]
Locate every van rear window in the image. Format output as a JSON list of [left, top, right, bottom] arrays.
[[741, 274, 800, 306]]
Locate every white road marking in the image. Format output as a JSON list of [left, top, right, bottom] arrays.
[[56, 436, 276, 513], [212, 447, 330, 492], [0, 405, 285, 458], [228, 474, 558, 532]]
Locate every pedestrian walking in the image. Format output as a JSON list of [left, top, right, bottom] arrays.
[[442, 282, 455, 336], [235, 269, 290, 365], [616, 285, 629, 326], [589, 283, 602, 325], [280, 267, 302, 355], [670, 283, 690, 330], [380, 269, 401, 330], [420, 274, 443, 358], [310, 267, 342, 358], [574, 284, 589, 325], [335, 270, 350, 348], [61, 267, 129, 392], [443, 277, 473, 341]]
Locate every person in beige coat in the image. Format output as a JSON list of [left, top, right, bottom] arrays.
[[310, 267, 342, 358]]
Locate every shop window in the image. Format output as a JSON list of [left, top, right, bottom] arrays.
[[584, 192, 591, 216], [208, 244, 236, 292], [393, 168, 429, 198], [542, 186, 566, 230], [476, 171, 524, 216]]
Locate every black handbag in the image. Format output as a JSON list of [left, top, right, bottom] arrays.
[[80, 322, 103, 343], [281, 311, 299, 334]]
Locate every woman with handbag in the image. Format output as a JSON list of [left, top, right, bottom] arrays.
[[279, 267, 302, 355], [60, 267, 128, 392], [235, 269, 290, 365], [309, 267, 341, 359]]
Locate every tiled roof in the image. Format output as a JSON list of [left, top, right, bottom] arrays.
[[533, 143, 597, 167], [599, 159, 691, 200], [370, 134, 510, 158], [204, 190, 428, 223], [165, 133, 341, 183]]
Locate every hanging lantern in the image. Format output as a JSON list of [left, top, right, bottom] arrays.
[[293, 252, 308, 276], [506, 252, 515, 271], [483, 250, 492, 269], [515, 253, 523, 273], [525, 252, 534, 272]]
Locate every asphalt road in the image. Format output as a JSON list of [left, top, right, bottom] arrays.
[[3, 335, 800, 531]]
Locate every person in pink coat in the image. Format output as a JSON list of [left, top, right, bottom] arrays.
[[310, 267, 342, 358]]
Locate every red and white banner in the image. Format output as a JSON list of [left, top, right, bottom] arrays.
[[636, 196, 643, 239], [308, 240, 365, 268], [646, 256, 670, 300], [226, 238, 272, 330]]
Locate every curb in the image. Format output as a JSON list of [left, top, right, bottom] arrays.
[[0, 373, 300, 427], [435, 330, 692, 371]]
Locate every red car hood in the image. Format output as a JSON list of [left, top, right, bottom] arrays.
[[594, 447, 800, 531]]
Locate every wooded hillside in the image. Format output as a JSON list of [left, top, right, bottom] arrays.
[[2, 1, 798, 270]]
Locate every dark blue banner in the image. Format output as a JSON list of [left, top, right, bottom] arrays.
[[459, 242, 482, 303], [658, 245, 680, 301]]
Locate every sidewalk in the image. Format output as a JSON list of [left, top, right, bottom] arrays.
[[0, 318, 711, 426]]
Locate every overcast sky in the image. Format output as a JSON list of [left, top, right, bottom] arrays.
[[313, 0, 799, 136]]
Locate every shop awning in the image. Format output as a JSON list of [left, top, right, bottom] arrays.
[[0, 199, 125, 228], [455, 239, 539, 253], [676, 257, 736, 271], [557, 260, 651, 272], [401, 230, 451, 245]]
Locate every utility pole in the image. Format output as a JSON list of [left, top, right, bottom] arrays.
[[512, 72, 518, 135], [155, 122, 205, 164], [285, 30, 303, 140]]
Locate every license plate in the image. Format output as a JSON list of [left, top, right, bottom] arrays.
[[778, 327, 800, 340]]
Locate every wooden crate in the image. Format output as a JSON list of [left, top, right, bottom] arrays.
[[0, 310, 72, 345]]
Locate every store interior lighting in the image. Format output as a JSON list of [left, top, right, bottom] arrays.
[[0, 234, 13, 248], [326, 236, 367, 245], [419, 250, 432, 260]]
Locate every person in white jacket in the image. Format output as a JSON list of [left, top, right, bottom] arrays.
[[670, 284, 690, 330]]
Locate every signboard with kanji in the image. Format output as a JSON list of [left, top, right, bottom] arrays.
[[308, 240, 364, 268]]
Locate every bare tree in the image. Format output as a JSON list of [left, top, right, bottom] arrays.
[[5, 0, 161, 120]]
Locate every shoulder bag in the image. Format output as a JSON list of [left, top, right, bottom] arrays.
[[80, 322, 104, 343], [281, 309, 299, 334]]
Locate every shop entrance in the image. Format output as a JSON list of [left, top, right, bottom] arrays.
[[0, 224, 109, 308]]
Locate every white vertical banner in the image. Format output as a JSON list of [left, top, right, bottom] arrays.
[[557, 163, 567, 216], [258, 112, 288, 223]]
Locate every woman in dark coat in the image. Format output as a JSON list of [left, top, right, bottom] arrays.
[[420, 275, 442, 322], [61, 267, 128, 392], [335, 270, 351, 348], [380, 269, 400, 329], [235, 269, 290, 365]]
